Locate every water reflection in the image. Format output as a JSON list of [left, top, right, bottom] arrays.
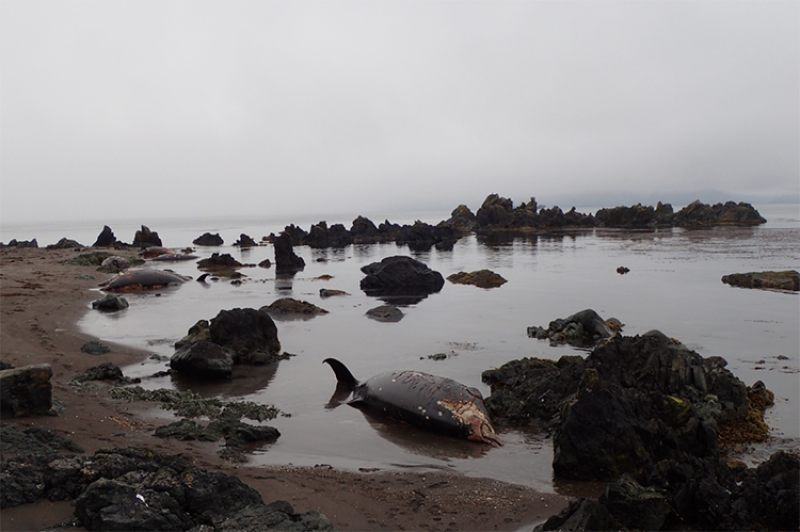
[[366, 291, 434, 306], [171, 363, 279, 398], [325, 381, 353, 409], [274, 274, 294, 292], [357, 409, 491, 461]]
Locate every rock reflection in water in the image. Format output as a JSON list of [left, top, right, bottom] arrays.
[[171, 363, 279, 399]]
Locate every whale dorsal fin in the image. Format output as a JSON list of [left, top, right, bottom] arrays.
[[323, 358, 358, 388]]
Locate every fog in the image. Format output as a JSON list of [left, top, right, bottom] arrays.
[[1, 0, 798, 225]]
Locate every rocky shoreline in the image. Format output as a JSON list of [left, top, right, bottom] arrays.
[[2, 195, 795, 532], [0, 247, 571, 531], [1, 195, 768, 253]]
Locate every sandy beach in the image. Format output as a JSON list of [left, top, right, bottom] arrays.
[[0, 246, 570, 532]]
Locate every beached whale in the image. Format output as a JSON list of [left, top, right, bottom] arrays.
[[98, 270, 191, 292], [323, 358, 502, 447]]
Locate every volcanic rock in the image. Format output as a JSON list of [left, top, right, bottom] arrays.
[[132, 225, 162, 248], [92, 225, 117, 247], [360, 255, 445, 297], [273, 232, 305, 274], [170, 340, 235, 379], [0, 364, 53, 417], [721, 270, 799, 291], [447, 269, 507, 288], [365, 304, 404, 323], [260, 298, 328, 320], [193, 232, 224, 246], [46, 237, 84, 250]]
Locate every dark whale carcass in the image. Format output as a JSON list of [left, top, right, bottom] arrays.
[[323, 358, 502, 447], [98, 270, 191, 292]]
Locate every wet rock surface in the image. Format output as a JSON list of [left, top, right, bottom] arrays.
[[71, 362, 140, 385], [0, 364, 53, 418], [260, 298, 329, 319], [484, 320, 797, 530], [673, 200, 767, 227], [92, 293, 129, 311], [148, 194, 769, 254], [193, 232, 224, 246], [132, 225, 163, 248], [196, 253, 243, 271], [1, 425, 330, 531], [526, 308, 616, 347], [81, 340, 112, 355], [233, 233, 258, 247], [273, 232, 306, 275], [721, 270, 800, 291], [170, 340, 235, 380], [447, 269, 507, 288], [173, 308, 281, 367], [93, 225, 118, 247], [360, 255, 445, 298], [365, 304, 404, 323]]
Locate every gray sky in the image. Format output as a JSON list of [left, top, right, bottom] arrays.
[[1, 0, 798, 224]]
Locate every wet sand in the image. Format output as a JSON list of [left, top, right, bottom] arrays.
[[0, 247, 570, 531]]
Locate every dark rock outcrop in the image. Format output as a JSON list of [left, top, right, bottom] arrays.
[[535, 475, 675, 531], [595, 204, 660, 228], [91, 294, 129, 312], [360, 256, 445, 298], [281, 224, 308, 245], [476, 194, 515, 228], [46, 237, 84, 250], [487, 327, 794, 530], [81, 341, 111, 355], [260, 298, 328, 320], [196, 253, 243, 271], [93, 226, 117, 247], [233, 233, 258, 247], [365, 304, 404, 323], [0, 364, 53, 417], [319, 288, 349, 298], [350, 216, 383, 244], [674, 200, 766, 227], [273, 232, 305, 275], [443, 204, 478, 233], [192, 232, 224, 246], [2, 425, 331, 530], [447, 269, 507, 288], [527, 308, 616, 348], [132, 225, 162, 248], [170, 340, 235, 379], [177, 308, 281, 366], [721, 270, 799, 292], [484, 332, 751, 475], [71, 362, 139, 385], [0, 239, 39, 248], [302, 221, 354, 248]]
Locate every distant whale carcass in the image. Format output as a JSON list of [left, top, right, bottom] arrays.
[[323, 358, 502, 447], [98, 270, 191, 292]]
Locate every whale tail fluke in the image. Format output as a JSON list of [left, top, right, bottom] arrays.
[[323, 358, 358, 388]]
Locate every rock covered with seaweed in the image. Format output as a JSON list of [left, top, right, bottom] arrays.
[[483, 313, 797, 530]]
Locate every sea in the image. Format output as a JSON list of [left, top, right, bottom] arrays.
[[1, 203, 798, 497]]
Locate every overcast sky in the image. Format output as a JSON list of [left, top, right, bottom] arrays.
[[1, 0, 798, 225]]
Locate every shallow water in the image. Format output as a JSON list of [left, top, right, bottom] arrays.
[[7, 205, 798, 495]]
